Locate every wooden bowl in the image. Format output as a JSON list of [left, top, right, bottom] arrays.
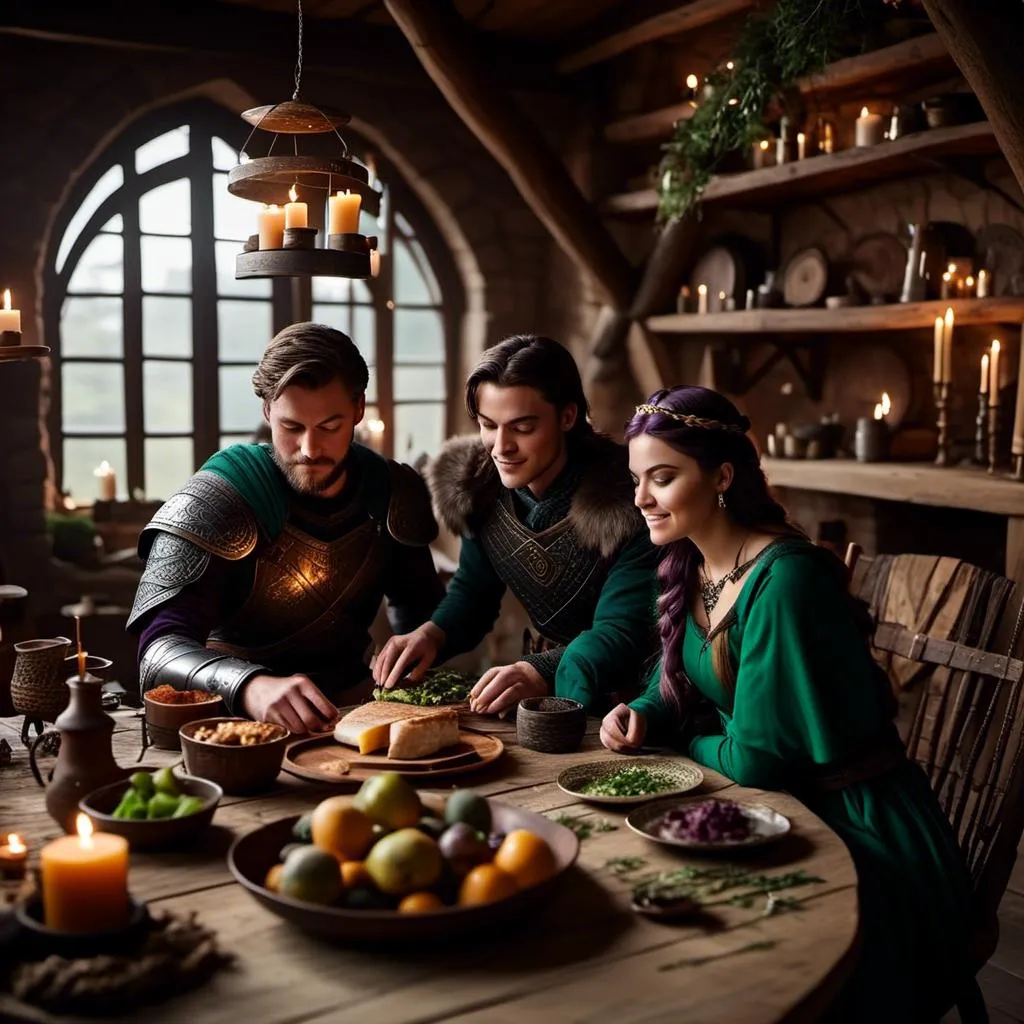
[[144, 691, 225, 750], [79, 774, 222, 850], [179, 717, 289, 795], [515, 696, 587, 753], [228, 801, 580, 944]]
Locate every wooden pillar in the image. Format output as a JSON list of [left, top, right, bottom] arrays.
[[922, 0, 1024, 198]]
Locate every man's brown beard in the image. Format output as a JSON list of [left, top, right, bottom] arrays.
[[271, 447, 348, 495]]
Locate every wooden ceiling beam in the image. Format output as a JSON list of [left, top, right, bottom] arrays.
[[382, 0, 635, 308], [557, 0, 757, 75], [921, 0, 1024, 202]]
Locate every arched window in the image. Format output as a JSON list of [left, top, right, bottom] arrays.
[[46, 99, 461, 504]]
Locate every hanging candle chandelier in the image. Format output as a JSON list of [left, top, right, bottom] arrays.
[[228, 0, 380, 280]]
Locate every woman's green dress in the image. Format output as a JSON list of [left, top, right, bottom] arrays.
[[630, 538, 973, 1021]]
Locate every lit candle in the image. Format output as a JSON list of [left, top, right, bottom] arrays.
[[855, 107, 884, 147], [41, 814, 129, 933], [0, 833, 27, 880], [797, 132, 807, 160], [328, 190, 362, 235], [0, 289, 21, 334], [977, 269, 990, 299], [697, 283, 708, 315], [933, 316, 944, 384], [964, 275, 976, 298], [284, 185, 307, 230], [77, 649, 88, 681], [685, 73, 699, 102], [93, 461, 116, 502], [980, 352, 990, 395], [753, 138, 771, 169], [369, 248, 381, 279], [366, 418, 386, 454], [990, 339, 1001, 407], [258, 204, 285, 250], [941, 271, 953, 300], [718, 290, 727, 312], [942, 307, 954, 384]]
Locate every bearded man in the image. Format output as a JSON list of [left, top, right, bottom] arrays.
[[128, 322, 443, 734], [374, 334, 658, 716]]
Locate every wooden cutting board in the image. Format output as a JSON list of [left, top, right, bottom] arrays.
[[283, 729, 505, 784]]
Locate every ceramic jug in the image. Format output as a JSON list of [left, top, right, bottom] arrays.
[[29, 673, 130, 833]]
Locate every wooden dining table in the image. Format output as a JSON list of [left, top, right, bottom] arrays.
[[1, 709, 859, 1023]]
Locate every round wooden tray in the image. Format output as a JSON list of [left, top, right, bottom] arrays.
[[282, 728, 504, 784], [235, 248, 370, 280], [0, 345, 50, 362], [228, 804, 579, 943]]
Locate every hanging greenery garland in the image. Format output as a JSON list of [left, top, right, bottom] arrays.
[[657, 0, 893, 224]]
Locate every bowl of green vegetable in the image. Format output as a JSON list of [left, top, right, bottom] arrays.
[[79, 766, 222, 850]]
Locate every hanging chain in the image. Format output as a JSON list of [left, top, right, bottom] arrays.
[[292, 0, 304, 101]]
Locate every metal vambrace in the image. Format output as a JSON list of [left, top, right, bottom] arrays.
[[139, 634, 268, 717]]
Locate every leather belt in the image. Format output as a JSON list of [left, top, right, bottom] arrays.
[[873, 621, 1023, 683], [801, 732, 908, 794]]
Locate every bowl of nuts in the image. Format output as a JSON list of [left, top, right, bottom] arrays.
[[179, 717, 290, 795]]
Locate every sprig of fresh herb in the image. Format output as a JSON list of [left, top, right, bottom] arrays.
[[604, 856, 647, 876], [632, 866, 824, 909], [552, 814, 619, 840]]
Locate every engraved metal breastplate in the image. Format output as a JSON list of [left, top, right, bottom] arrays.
[[477, 492, 609, 645], [209, 515, 385, 665]]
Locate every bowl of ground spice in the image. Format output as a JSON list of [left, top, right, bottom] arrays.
[[144, 685, 225, 751]]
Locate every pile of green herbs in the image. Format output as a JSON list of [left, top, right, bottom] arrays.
[[580, 765, 678, 797], [373, 668, 475, 706], [657, 0, 890, 223]]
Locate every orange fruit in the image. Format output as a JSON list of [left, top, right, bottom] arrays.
[[264, 862, 284, 892], [458, 864, 518, 906], [341, 860, 373, 888], [398, 891, 445, 914], [311, 796, 375, 861], [493, 829, 557, 889]]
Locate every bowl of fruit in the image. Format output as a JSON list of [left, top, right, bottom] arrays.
[[79, 766, 222, 850], [228, 773, 580, 942]]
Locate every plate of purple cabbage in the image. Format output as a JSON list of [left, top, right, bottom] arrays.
[[626, 796, 791, 850]]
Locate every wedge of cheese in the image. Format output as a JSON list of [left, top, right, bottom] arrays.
[[333, 701, 427, 754], [388, 708, 460, 760]]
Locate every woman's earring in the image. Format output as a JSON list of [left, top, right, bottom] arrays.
[[717, 492, 726, 510]]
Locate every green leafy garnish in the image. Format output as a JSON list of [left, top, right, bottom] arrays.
[[551, 814, 619, 841], [373, 668, 474, 706], [579, 765, 678, 797]]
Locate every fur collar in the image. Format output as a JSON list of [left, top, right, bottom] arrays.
[[428, 433, 642, 559]]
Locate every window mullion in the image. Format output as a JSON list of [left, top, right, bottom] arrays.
[[122, 164, 144, 498], [377, 198, 396, 459]]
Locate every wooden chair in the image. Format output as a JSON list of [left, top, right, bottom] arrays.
[[851, 551, 1024, 1023]]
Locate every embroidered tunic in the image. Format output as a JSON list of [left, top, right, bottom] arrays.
[[630, 539, 973, 1019]]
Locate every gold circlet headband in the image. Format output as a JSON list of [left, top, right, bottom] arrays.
[[634, 404, 746, 433]]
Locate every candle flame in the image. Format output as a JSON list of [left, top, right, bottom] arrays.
[[966, 275, 975, 287], [942, 271, 952, 282], [2, 289, 9, 311], [93, 460, 112, 477], [935, 315, 943, 330], [873, 403, 883, 420], [725, 61, 734, 71], [797, 132, 806, 143], [685, 73, 698, 89], [992, 339, 1001, 355], [718, 290, 726, 300], [861, 107, 869, 118], [367, 418, 385, 435], [881, 392, 891, 416], [728, 97, 738, 106], [944, 307, 954, 328], [759, 140, 769, 151], [7, 834, 25, 854], [948, 262, 957, 274], [697, 283, 707, 295], [76, 813, 94, 847], [288, 184, 298, 203]]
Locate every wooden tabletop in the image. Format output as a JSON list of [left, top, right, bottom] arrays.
[[1, 711, 859, 1024]]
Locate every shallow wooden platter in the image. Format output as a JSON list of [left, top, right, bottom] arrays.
[[283, 729, 504, 784]]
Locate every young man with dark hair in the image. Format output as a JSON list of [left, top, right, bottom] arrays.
[[374, 334, 658, 716], [129, 322, 444, 734]]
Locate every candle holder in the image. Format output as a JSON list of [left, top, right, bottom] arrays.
[[988, 402, 1001, 474], [282, 226, 317, 251], [933, 382, 950, 467], [14, 895, 149, 960], [327, 232, 371, 253], [1, 330, 21, 347], [854, 417, 889, 462], [974, 391, 988, 465]]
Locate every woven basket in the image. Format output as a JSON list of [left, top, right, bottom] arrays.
[[516, 697, 587, 754], [11, 638, 73, 722]]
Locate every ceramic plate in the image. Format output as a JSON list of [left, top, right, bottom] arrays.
[[228, 802, 579, 943], [556, 757, 704, 806], [626, 795, 791, 851]]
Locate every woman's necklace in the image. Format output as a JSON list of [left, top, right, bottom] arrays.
[[699, 539, 759, 618]]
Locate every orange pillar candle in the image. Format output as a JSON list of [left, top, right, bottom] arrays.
[[258, 205, 285, 250], [284, 185, 307, 229], [41, 814, 129, 932], [328, 190, 362, 234], [0, 833, 27, 879]]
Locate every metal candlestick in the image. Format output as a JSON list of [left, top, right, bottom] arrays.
[[934, 382, 950, 467], [974, 392, 988, 465], [988, 402, 1000, 474]]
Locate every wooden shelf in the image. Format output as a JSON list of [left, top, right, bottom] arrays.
[[763, 458, 1024, 517], [604, 121, 1000, 215], [605, 33, 952, 146], [646, 298, 1024, 334]]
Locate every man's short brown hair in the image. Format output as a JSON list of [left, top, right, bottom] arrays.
[[252, 322, 369, 403]]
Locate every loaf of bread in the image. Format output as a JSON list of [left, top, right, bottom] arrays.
[[387, 708, 460, 759]]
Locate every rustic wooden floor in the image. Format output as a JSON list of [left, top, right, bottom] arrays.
[[943, 840, 1024, 1023]]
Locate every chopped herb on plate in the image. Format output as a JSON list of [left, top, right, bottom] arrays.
[[580, 765, 678, 798]]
